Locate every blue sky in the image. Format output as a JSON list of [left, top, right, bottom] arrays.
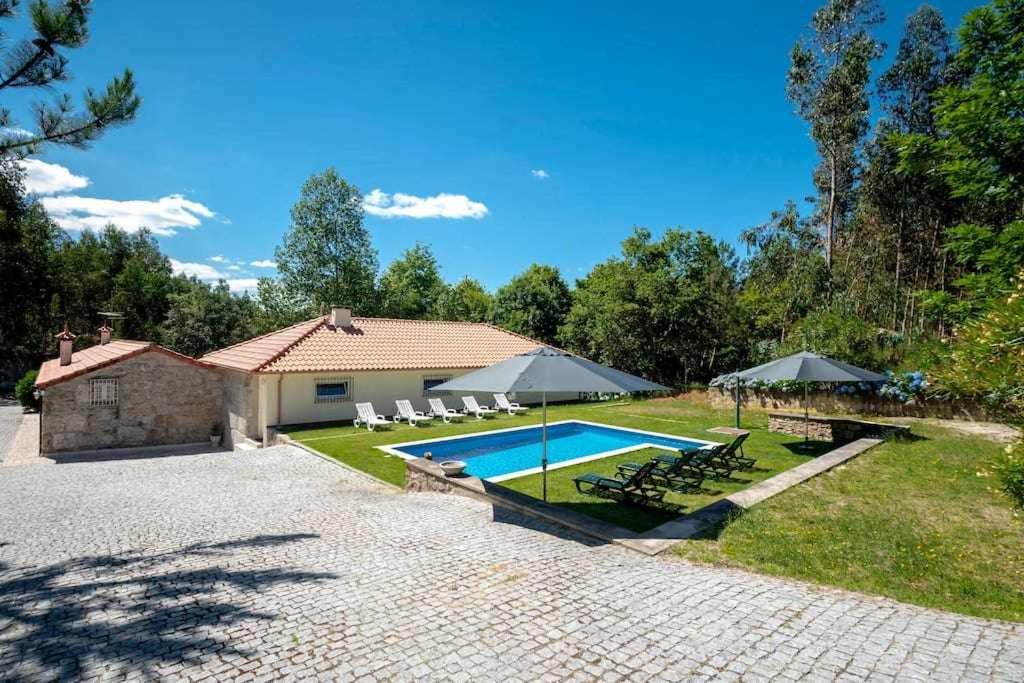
[[10, 0, 978, 293]]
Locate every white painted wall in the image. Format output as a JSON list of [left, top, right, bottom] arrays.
[[265, 368, 578, 427]]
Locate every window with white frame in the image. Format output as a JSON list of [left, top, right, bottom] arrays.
[[314, 377, 352, 403], [90, 378, 118, 406], [422, 375, 452, 395]]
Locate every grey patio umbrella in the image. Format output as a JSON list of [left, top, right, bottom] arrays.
[[732, 351, 887, 439], [428, 346, 668, 500]]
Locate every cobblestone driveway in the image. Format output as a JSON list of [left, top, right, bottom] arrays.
[[1, 446, 1021, 681]]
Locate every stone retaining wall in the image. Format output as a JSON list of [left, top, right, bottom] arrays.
[[769, 412, 910, 443], [706, 387, 997, 421]]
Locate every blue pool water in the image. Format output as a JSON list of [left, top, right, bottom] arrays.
[[388, 421, 707, 480]]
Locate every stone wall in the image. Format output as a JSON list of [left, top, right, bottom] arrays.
[[768, 412, 911, 443], [220, 368, 259, 447], [706, 387, 998, 421], [41, 350, 223, 454]]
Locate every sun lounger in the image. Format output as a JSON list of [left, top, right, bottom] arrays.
[[573, 461, 665, 505], [493, 393, 528, 415], [394, 399, 433, 426], [655, 446, 735, 479], [353, 402, 392, 431], [462, 396, 498, 419], [427, 397, 465, 423], [616, 448, 705, 490]]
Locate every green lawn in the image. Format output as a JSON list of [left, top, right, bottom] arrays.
[[672, 421, 1024, 622], [286, 397, 1024, 621], [500, 435, 821, 533]]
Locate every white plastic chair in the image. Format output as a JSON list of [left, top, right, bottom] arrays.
[[493, 393, 529, 415], [428, 398, 465, 423], [462, 396, 498, 419], [353, 402, 392, 431], [395, 399, 433, 426]]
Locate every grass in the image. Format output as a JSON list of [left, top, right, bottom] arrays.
[[672, 422, 1024, 622], [499, 438, 823, 532], [286, 396, 1024, 621]]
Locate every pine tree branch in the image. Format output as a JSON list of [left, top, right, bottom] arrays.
[[0, 38, 53, 91]]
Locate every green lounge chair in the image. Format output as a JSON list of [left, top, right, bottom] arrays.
[[616, 449, 705, 490], [573, 461, 665, 505], [714, 433, 754, 469], [655, 447, 736, 480]]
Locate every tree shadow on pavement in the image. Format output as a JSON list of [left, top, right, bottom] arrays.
[[0, 533, 335, 680]]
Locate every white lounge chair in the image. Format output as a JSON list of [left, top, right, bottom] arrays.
[[394, 399, 433, 426], [494, 393, 529, 415], [354, 402, 392, 431], [427, 398, 465, 423], [462, 396, 498, 419]]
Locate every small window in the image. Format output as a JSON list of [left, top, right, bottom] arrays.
[[314, 377, 351, 404], [423, 376, 451, 395], [90, 378, 118, 406]]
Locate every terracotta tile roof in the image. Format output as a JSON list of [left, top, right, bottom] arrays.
[[36, 340, 165, 389], [201, 316, 547, 374], [200, 317, 325, 372]]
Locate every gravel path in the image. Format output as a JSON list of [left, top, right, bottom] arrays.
[[0, 445, 1021, 681]]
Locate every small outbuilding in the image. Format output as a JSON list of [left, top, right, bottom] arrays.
[[35, 326, 223, 455]]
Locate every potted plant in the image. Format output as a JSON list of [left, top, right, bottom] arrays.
[[210, 422, 223, 447]]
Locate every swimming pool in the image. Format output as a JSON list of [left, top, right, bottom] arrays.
[[379, 420, 718, 481]]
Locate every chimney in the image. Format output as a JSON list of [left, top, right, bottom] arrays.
[[97, 323, 113, 345], [55, 323, 76, 367], [329, 306, 352, 328]]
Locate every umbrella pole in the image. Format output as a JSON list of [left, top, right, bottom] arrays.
[[734, 371, 741, 429], [542, 392, 548, 502], [804, 382, 809, 442]]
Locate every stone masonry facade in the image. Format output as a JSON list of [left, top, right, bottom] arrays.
[[40, 350, 223, 454], [220, 368, 260, 447]]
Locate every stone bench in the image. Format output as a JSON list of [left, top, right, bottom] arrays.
[[769, 412, 911, 443]]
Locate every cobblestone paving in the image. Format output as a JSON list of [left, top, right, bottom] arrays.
[[1, 446, 1021, 682]]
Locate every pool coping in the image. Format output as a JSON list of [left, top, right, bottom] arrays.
[[376, 419, 722, 482]]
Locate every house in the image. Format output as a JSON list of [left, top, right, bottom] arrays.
[[32, 307, 559, 456], [35, 325, 223, 454], [202, 307, 554, 447]]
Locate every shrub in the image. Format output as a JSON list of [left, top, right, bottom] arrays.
[[14, 369, 39, 411], [989, 442, 1024, 508]]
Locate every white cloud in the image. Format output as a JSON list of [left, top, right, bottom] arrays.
[[41, 193, 216, 236], [17, 159, 91, 195], [209, 255, 228, 263], [226, 278, 259, 293], [531, 169, 550, 179], [250, 259, 277, 268], [169, 258, 225, 280], [362, 188, 488, 220], [227, 264, 243, 271]]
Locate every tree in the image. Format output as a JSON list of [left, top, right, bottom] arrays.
[[254, 277, 313, 331], [850, 4, 954, 336], [895, 0, 1024, 321], [0, 157, 61, 384], [378, 243, 445, 319], [561, 228, 745, 386], [490, 264, 570, 344], [0, 0, 140, 156], [739, 201, 827, 351], [160, 277, 260, 358], [787, 0, 884, 288], [275, 168, 378, 315], [433, 277, 492, 322]]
